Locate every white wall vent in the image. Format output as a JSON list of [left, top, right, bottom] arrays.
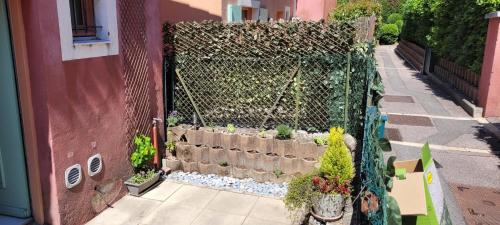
[[64, 164, 82, 189], [87, 154, 103, 177]]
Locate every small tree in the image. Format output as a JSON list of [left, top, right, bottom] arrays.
[[319, 127, 354, 185], [130, 135, 156, 172]]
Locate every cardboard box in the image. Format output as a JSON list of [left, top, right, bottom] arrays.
[[389, 159, 427, 216]]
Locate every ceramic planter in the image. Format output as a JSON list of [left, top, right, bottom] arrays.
[[209, 146, 226, 164], [239, 134, 255, 151], [186, 129, 203, 145], [261, 152, 280, 172], [256, 137, 273, 154], [202, 130, 222, 147], [300, 157, 317, 174], [217, 165, 230, 176], [279, 154, 299, 174], [198, 161, 217, 174], [221, 133, 237, 149], [231, 166, 248, 179], [274, 139, 293, 157], [165, 158, 181, 171], [181, 160, 198, 172], [311, 194, 346, 221], [176, 143, 192, 161], [227, 148, 244, 168], [244, 150, 261, 169], [124, 172, 161, 196]]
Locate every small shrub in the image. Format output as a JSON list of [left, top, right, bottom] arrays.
[[387, 13, 403, 24], [276, 124, 292, 140], [313, 136, 328, 146], [165, 130, 176, 155], [219, 161, 229, 167], [274, 168, 283, 178], [258, 129, 267, 138], [284, 172, 319, 212], [167, 111, 183, 127], [227, 124, 236, 133], [394, 20, 404, 32], [130, 169, 156, 184], [377, 23, 399, 44], [319, 128, 354, 185], [131, 135, 156, 171], [330, 0, 382, 22]]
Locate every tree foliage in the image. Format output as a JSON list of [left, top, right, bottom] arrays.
[[319, 127, 355, 184]]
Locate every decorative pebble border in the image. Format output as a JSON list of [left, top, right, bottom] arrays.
[[164, 171, 288, 198]]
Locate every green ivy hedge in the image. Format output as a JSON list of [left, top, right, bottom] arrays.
[[401, 0, 500, 73]]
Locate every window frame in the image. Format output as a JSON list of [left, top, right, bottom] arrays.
[[70, 0, 97, 37]]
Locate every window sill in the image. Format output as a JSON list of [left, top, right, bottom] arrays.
[[72, 38, 111, 46]]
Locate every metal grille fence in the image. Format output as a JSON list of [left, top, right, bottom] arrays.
[[119, 0, 153, 151]]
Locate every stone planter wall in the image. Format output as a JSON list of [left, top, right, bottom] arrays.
[[174, 127, 326, 183]]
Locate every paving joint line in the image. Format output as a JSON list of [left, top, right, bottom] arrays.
[[390, 141, 498, 155], [382, 112, 476, 121]]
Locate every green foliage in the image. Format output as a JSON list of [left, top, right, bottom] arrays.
[[284, 172, 320, 212], [401, 0, 500, 73], [219, 161, 229, 167], [226, 124, 236, 133], [387, 13, 403, 24], [380, 0, 405, 19], [313, 136, 328, 146], [319, 128, 355, 184], [129, 170, 157, 184], [330, 0, 382, 22], [378, 23, 400, 44], [258, 129, 267, 138], [130, 135, 156, 171], [167, 111, 183, 127], [276, 124, 292, 140], [165, 130, 176, 155], [274, 168, 283, 178]]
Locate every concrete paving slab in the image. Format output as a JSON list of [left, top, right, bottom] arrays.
[[191, 209, 246, 225], [205, 191, 259, 216], [86, 195, 161, 225], [140, 180, 183, 201], [166, 184, 219, 209], [139, 202, 203, 225], [248, 197, 292, 224], [242, 217, 290, 225]]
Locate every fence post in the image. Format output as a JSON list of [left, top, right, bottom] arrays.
[[478, 12, 500, 117], [344, 52, 352, 130]]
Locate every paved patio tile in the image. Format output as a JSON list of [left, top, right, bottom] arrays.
[[248, 197, 292, 224], [166, 184, 219, 209], [242, 217, 290, 225], [139, 202, 203, 225], [140, 181, 183, 201], [86, 195, 160, 225], [205, 191, 258, 216], [191, 209, 246, 225]]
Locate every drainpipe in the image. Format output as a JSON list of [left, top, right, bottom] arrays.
[[152, 118, 163, 169]]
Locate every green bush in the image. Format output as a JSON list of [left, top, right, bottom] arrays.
[[227, 124, 236, 133], [394, 20, 404, 31], [319, 128, 354, 184], [276, 124, 292, 140], [378, 24, 400, 44], [131, 135, 156, 171], [387, 13, 403, 24], [330, 0, 382, 22]]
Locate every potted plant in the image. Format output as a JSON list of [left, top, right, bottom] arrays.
[[125, 135, 161, 196], [284, 127, 354, 222]]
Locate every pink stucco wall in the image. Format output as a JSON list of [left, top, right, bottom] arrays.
[[478, 14, 500, 117], [21, 0, 163, 224], [296, 0, 336, 21]]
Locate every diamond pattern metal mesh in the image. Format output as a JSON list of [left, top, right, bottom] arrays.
[[119, 0, 153, 151]]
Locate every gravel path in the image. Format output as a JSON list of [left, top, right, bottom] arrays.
[[164, 171, 288, 198]]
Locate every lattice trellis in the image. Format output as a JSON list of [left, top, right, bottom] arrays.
[[119, 0, 153, 151]]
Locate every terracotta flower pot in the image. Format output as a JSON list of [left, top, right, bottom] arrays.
[[217, 165, 230, 176], [244, 150, 261, 170], [203, 130, 222, 147], [274, 139, 293, 157], [209, 146, 226, 164], [227, 148, 244, 168], [221, 133, 237, 149], [186, 129, 203, 145], [262, 152, 280, 172], [198, 161, 217, 175], [256, 137, 274, 154], [311, 194, 346, 221], [239, 134, 255, 151], [181, 159, 199, 173], [231, 166, 248, 179], [279, 154, 299, 175]]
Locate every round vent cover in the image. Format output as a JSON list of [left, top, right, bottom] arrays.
[[64, 164, 82, 189], [87, 154, 103, 177]]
